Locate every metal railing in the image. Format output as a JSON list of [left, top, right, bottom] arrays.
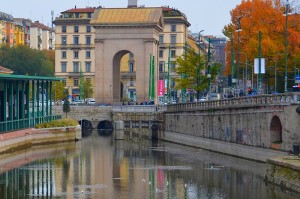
[[112, 105, 167, 113], [166, 92, 300, 112], [0, 115, 62, 133]]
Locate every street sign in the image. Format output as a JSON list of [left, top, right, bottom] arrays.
[[295, 75, 300, 84]]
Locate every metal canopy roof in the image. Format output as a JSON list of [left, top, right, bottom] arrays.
[[0, 74, 62, 81]]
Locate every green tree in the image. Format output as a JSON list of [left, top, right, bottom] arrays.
[[0, 45, 54, 76], [82, 79, 94, 99], [175, 47, 220, 97], [62, 99, 71, 118]]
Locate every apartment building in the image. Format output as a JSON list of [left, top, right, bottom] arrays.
[[30, 21, 55, 50], [158, 7, 190, 102], [0, 11, 14, 46], [53, 7, 96, 99]]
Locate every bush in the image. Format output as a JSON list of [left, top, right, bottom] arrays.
[[35, 118, 78, 129]]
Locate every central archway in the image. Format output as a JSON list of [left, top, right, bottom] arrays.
[[91, 7, 163, 104]]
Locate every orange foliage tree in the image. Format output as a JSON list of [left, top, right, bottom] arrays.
[[223, 0, 300, 92]]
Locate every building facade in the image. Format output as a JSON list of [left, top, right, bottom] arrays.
[[53, 7, 96, 100], [158, 7, 190, 103], [30, 21, 55, 50]]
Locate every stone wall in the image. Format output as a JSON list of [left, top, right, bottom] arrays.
[[164, 104, 300, 159], [265, 156, 300, 193], [0, 126, 81, 154]]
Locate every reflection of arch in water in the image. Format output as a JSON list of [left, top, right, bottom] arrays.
[[97, 120, 113, 135], [270, 116, 282, 143]]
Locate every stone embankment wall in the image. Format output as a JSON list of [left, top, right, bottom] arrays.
[[163, 103, 300, 162], [265, 156, 300, 193], [0, 126, 81, 154]]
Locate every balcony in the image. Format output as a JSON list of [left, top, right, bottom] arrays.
[[55, 44, 95, 49]]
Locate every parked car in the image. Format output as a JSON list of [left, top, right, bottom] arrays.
[[86, 98, 95, 105], [206, 93, 221, 101]]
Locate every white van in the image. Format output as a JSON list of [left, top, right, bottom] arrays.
[[86, 98, 95, 105]]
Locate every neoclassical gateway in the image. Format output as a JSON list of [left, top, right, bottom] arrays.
[[90, 8, 163, 104]]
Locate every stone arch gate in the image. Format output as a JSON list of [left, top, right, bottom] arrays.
[[91, 7, 164, 104]]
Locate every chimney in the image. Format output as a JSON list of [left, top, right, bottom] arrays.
[[128, 0, 138, 8]]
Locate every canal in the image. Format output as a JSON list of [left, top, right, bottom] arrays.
[[0, 130, 298, 199]]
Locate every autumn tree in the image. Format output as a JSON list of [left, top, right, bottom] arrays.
[[223, 0, 300, 92], [175, 47, 220, 99]]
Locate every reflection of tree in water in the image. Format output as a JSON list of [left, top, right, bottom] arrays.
[[62, 159, 70, 191]]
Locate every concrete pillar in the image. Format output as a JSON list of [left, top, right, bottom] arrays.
[[114, 120, 124, 140], [148, 121, 152, 139], [139, 120, 142, 139], [129, 121, 133, 140]]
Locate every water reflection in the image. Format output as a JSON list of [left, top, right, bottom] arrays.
[[0, 130, 298, 199]]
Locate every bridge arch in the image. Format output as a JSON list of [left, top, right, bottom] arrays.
[[270, 115, 282, 143], [79, 119, 93, 129], [97, 120, 113, 135]]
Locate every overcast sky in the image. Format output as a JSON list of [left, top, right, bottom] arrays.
[[2, 0, 243, 36]]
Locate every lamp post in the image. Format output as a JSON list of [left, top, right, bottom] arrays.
[[284, 0, 289, 92], [240, 51, 248, 93], [207, 38, 211, 97], [197, 30, 204, 101], [236, 17, 242, 91]]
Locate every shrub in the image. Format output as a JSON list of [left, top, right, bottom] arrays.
[[35, 118, 78, 129]]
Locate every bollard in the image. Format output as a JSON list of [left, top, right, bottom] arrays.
[[114, 120, 124, 140]]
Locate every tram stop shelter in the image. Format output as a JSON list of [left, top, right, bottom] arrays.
[[0, 73, 62, 133]]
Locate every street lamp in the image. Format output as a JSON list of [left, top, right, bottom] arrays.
[[240, 51, 248, 92], [284, 0, 290, 92], [236, 17, 242, 91], [197, 30, 204, 101]]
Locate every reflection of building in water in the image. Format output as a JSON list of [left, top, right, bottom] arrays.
[[0, 160, 56, 198]]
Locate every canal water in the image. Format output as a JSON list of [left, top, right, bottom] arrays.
[[0, 130, 298, 199]]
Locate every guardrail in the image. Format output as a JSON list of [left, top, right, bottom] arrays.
[[112, 105, 167, 112], [166, 92, 300, 112]]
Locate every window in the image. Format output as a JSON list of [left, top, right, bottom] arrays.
[[130, 80, 134, 86], [86, 36, 91, 45], [62, 51, 67, 59], [86, 51, 91, 58], [62, 78, 66, 86], [159, 35, 164, 44], [159, 50, 163, 58], [62, 26, 66, 33], [87, 13, 92, 18], [61, 62, 67, 72], [74, 51, 79, 59], [74, 78, 79, 86], [171, 50, 176, 58], [159, 62, 164, 72], [171, 24, 176, 32], [75, 13, 80, 18], [86, 26, 91, 33], [85, 62, 91, 72], [73, 36, 79, 45], [170, 35, 177, 45], [74, 26, 79, 33], [171, 62, 176, 72], [129, 62, 134, 73], [61, 36, 67, 45], [73, 62, 79, 72]]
